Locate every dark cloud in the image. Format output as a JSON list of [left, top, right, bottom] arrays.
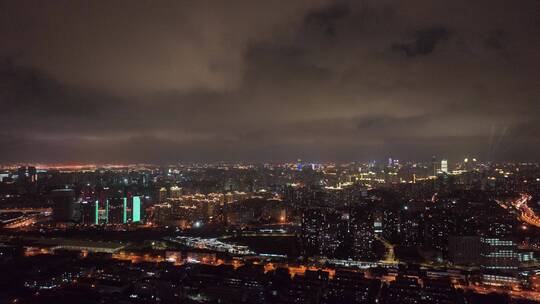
[[304, 3, 350, 39], [0, 0, 540, 163], [485, 29, 507, 51], [392, 26, 451, 57]]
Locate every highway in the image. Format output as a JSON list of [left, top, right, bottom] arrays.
[[0, 208, 52, 213], [499, 193, 540, 228]]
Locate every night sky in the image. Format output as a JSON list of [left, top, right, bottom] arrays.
[[1, 0, 539, 163]]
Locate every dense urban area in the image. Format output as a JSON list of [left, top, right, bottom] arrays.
[[1, 159, 540, 303]]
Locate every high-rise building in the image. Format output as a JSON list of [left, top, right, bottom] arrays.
[[132, 196, 142, 222], [158, 187, 167, 203], [107, 197, 124, 224], [81, 200, 99, 225], [122, 195, 143, 223], [300, 208, 327, 256], [480, 237, 520, 271], [17, 166, 37, 183], [153, 203, 173, 226], [441, 159, 448, 174], [432, 156, 440, 175], [300, 208, 344, 257], [401, 211, 425, 247], [350, 206, 375, 260], [51, 189, 77, 223], [381, 208, 400, 242], [170, 186, 182, 199], [448, 236, 482, 265]]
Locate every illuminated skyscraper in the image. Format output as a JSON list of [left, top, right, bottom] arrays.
[[441, 159, 448, 174], [132, 196, 142, 222], [95, 200, 99, 225]]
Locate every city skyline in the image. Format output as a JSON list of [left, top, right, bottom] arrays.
[[2, 0, 540, 163], [2, 160, 540, 303], [2, 2, 540, 303]]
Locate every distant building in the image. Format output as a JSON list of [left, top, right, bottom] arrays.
[[448, 236, 482, 265], [300, 208, 326, 256], [480, 237, 521, 271], [384, 276, 422, 304], [350, 206, 375, 260], [80, 200, 99, 225], [158, 187, 167, 203], [51, 189, 77, 222], [441, 159, 448, 174], [85, 195, 144, 225], [153, 203, 173, 226], [401, 211, 425, 247], [107, 197, 124, 224], [170, 186, 182, 199], [17, 166, 37, 183], [131, 196, 142, 222], [449, 236, 535, 270]]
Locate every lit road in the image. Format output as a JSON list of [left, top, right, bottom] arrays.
[[0, 208, 51, 213], [1, 208, 50, 229], [4, 217, 38, 228], [463, 284, 540, 302], [375, 235, 397, 263], [499, 193, 540, 228]]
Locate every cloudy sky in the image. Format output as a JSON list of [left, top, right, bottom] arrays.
[[1, 0, 539, 163]]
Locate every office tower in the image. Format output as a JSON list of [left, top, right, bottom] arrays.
[[448, 236, 482, 265], [119, 195, 143, 223], [132, 196, 142, 222], [441, 159, 448, 174], [480, 237, 520, 271], [478, 237, 535, 287], [51, 188, 77, 222], [95, 200, 100, 225], [81, 200, 99, 225]]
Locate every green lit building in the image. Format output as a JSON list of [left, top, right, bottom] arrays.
[[90, 195, 143, 225]]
